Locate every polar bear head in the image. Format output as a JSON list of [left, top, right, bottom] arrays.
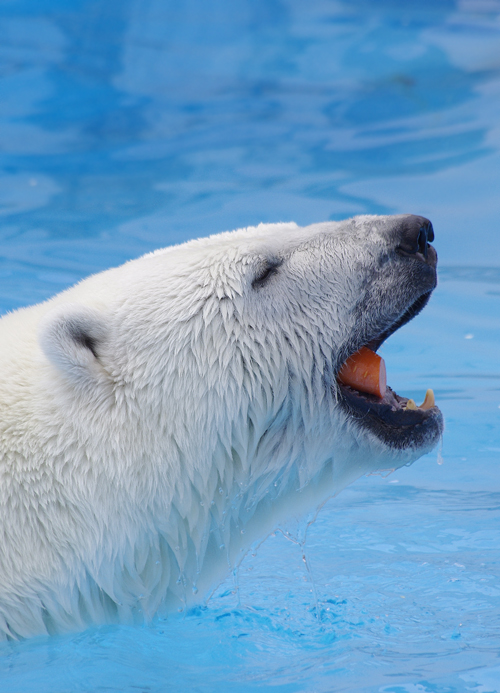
[[2, 214, 443, 636], [40, 213, 441, 459]]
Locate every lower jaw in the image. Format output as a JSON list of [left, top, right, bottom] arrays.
[[338, 383, 444, 451]]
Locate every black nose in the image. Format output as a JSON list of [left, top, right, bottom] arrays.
[[397, 215, 434, 259]]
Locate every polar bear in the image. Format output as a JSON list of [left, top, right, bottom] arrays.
[[0, 214, 442, 639]]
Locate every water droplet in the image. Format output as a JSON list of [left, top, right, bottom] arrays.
[[240, 529, 245, 534], [192, 586, 198, 594], [219, 544, 225, 550], [219, 488, 224, 495]]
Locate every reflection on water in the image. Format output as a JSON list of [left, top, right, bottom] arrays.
[[0, 0, 499, 282], [1, 1, 500, 692], [440, 266, 500, 283]]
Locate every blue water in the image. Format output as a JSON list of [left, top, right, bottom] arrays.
[[1, 0, 500, 690]]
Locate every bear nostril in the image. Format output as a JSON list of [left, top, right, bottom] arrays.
[[396, 215, 434, 260], [425, 221, 434, 244], [417, 228, 428, 258]]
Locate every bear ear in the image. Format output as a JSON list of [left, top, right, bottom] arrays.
[[38, 304, 109, 385]]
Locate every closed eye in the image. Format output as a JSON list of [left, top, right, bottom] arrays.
[[252, 259, 283, 289]]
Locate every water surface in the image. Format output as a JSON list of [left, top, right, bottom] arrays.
[[1, 1, 500, 691]]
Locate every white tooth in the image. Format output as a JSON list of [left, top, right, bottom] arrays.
[[419, 389, 435, 410], [406, 399, 417, 410]]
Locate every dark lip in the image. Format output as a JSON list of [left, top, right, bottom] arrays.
[[336, 276, 443, 450], [339, 383, 443, 450]]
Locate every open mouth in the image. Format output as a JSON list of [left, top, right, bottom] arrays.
[[336, 291, 444, 450]]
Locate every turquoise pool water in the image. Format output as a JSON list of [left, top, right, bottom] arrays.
[[1, 1, 500, 691]]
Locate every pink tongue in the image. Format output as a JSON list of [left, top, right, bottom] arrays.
[[337, 347, 387, 399]]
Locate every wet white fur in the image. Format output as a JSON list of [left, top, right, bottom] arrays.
[[0, 216, 433, 639]]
